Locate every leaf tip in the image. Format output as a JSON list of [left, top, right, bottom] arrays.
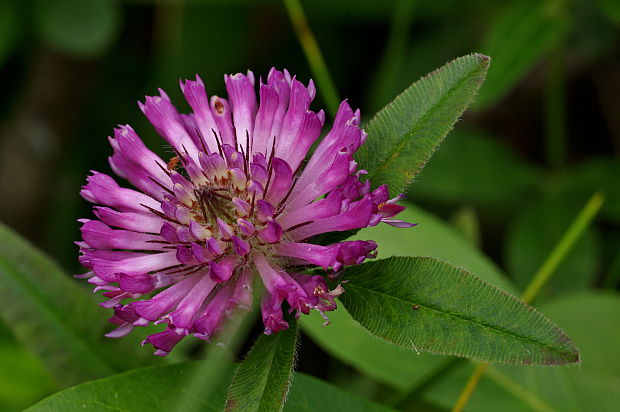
[[473, 53, 491, 67]]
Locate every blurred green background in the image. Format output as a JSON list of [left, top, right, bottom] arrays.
[[0, 0, 618, 411]]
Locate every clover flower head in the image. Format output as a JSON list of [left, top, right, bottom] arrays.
[[77, 68, 411, 356]]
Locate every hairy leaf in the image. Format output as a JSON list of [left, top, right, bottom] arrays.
[[225, 319, 299, 412], [425, 292, 620, 411], [302, 203, 516, 389], [355, 53, 489, 196], [340, 257, 579, 365]]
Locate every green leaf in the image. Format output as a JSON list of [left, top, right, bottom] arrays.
[[32, 0, 121, 58], [302, 203, 516, 389], [26, 361, 393, 412], [340, 256, 579, 365], [475, 0, 570, 109], [410, 130, 541, 208], [225, 319, 299, 412], [425, 292, 620, 412], [0, 222, 149, 386], [355, 53, 489, 196], [504, 195, 599, 298]]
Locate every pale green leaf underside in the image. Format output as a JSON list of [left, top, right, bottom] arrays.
[[26, 361, 394, 412], [355, 53, 490, 196], [225, 319, 299, 412], [340, 257, 579, 365]]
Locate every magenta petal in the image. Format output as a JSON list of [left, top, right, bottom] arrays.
[[116, 272, 155, 294], [165, 274, 216, 330], [231, 267, 253, 310], [216, 218, 234, 240], [81, 172, 161, 213], [92, 251, 179, 282], [232, 197, 251, 217], [143, 329, 185, 357], [81, 220, 163, 251], [225, 71, 257, 151], [210, 256, 237, 283], [252, 83, 280, 156], [255, 200, 275, 223], [288, 195, 374, 241], [180, 75, 220, 152], [265, 158, 293, 203], [140, 90, 200, 163], [94, 207, 163, 234], [207, 237, 225, 256], [261, 292, 288, 335], [287, 150, 350, 209], [105, 322, 135, 338], [383, 219, 417, 228], [274, 242, 338, 270], [209, 96, 235, 146], [277, 189, 341, 230], [232, 236, 251, 256], [256, 220, 283, 243], [236, 218, 255, 236], [132, 275, 202, 321], [191, 242, 215, 263], [193, 281, 235, 340]]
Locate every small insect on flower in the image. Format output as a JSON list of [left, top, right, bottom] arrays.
[[77, 69, 413, 356]]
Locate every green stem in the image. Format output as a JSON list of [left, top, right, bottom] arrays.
[[451, 191, 605, 412], [283, 0, 340, 116], [521, 191, 605, 304], [451, 362, 489, 412]]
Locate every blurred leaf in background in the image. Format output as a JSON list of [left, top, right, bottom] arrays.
[[0, 322, 57, 412], [410, 130, 542, 211], [474, 0, 570, 110], [505, 194, 600, 298], [32, 0, 121, 58], [0, 223, 157, 389]]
